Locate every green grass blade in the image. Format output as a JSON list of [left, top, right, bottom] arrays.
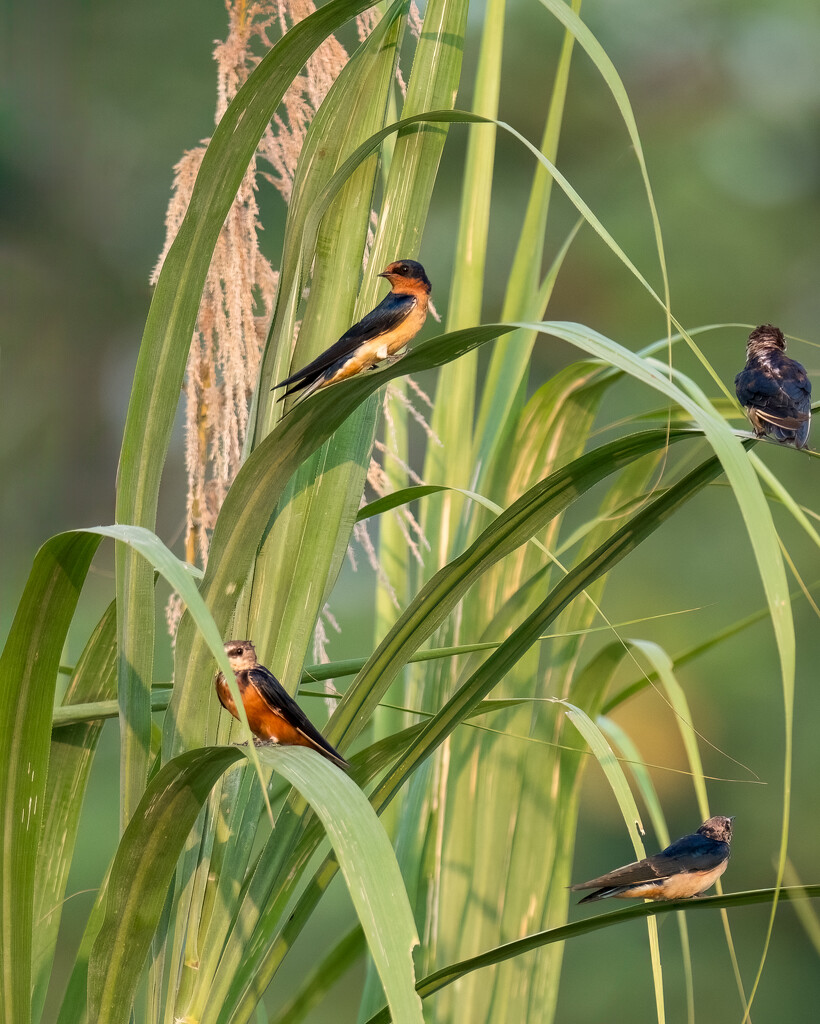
[[361, 887, 820, 1022], [31, 601, 117, 1024], [88, 742, 424, 1024], [360, 0, 469, 764], [217, 473, 721, 1017], [358, 484, 453, 521], [559, 703, 645, 843], [528, 322, 793, 1016], [471, 0, 582, 486], [0, 532, 100, 1024], [245, 1, 406, 684], [535, 0, 670, 310], [178, 11, 406, 998], [256, 747, 422, 1024], [629, 642, 709, 812], [192, 702, 526, 1024], [48, 647, 534, 729], [51, 689, 171, 728], [599, 717, 695, 1024], [627, 641, 751, 1014], [557, 701, 665, 1023], [422, 0, 504, 555], [87, 747, 242, 1024]]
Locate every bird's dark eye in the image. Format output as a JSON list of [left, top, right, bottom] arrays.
[[399, 264, 408, 274]]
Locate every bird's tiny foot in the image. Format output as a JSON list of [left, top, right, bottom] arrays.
[[232, 741, 249, 747]]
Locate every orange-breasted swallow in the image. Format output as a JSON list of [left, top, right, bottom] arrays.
[[216, 640, 348, 769], [273, 259, 431, 402], [571, 816, 733, 904], [735, 324, 811, 448]]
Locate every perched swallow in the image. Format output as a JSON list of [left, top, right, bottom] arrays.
[[735, 324, 811, 448], [273, 259, 431, 402], [571, 815, 733, 904], [216, 640, 348, 769]]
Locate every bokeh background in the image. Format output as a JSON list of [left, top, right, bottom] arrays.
[[3, 0, 820, 1020]]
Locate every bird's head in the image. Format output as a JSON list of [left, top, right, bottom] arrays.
[[223, 639, 258, 672], [379, 259, 432, 295], [698, 815, 734, 844], [747, 324, 786, 357]]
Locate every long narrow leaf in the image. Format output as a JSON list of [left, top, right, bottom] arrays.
[[600, 717, 696, 1024], [87, 748, 242, 1024], [361, 887, 820, 1023], [0, 532, 100, 1024], [32, 602, 117, 1023], [256, 748, 422, 1024], [558, 702, 664, 1021]]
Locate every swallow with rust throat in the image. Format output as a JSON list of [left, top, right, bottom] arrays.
[[571, 815, 733, 904], [216, 640, 348, 769], [735, 324, 811, 449], [273, 259, 431, 403]]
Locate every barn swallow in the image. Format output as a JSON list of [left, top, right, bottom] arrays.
[[571, 815, 733, 904], [735, 324, 811, 448], [216, 640, 348, 769], [273, 259, 431, 402]]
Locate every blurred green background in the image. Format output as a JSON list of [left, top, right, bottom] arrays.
[[3, 0, 820, 1020]]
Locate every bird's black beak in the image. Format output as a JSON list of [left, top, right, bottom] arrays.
[[377, 271, 390, 279]]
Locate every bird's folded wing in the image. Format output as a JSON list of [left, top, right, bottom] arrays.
[[249, 666, 316, 731], [655, 833, 727, 873], [736, 366, 811, 421], [275, 293, 416, 388], [248, 666, 343, 760], [571, 835, 727, 890], [570, 856, 664, 890]]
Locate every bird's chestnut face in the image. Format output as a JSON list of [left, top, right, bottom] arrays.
[[381, 260, 412, 278], [223, 639, 257, 671], [378, 259, 431, 291]]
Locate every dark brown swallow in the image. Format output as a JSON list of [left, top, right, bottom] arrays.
[[735, 324, 811, 448]]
